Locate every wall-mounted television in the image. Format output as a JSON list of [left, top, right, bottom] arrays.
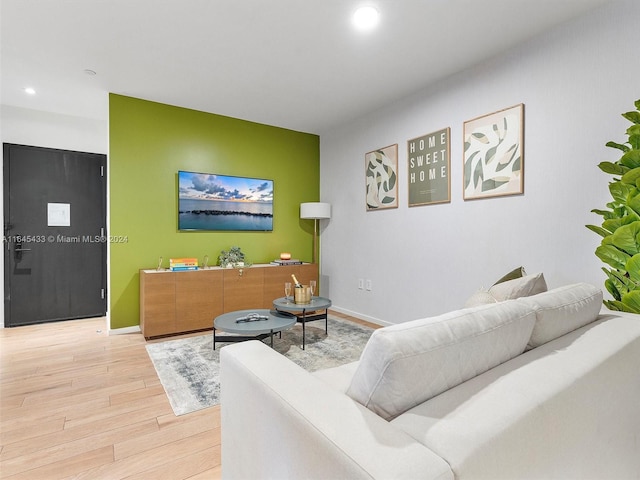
[[178, 171, 273, 231]]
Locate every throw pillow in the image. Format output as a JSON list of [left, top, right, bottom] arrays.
[[492, 266, 527, 286], [489, 272, 547, 302], [463, 289, 498, 308]]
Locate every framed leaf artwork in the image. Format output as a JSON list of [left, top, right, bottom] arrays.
[[463, 104, 524, 200], [365, 144, 398, 210]]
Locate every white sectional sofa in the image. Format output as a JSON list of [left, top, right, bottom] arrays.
[[220, 282, 640, 479]]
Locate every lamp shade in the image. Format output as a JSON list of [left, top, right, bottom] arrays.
[[300, 202, 331, 220]]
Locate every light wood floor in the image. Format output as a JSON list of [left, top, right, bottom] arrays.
[[0, 310, 376, 479]]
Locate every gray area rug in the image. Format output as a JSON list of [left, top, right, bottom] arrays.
[[145, 315, 373, 416]]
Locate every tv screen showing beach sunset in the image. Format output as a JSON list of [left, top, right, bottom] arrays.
[[178, 171, 274, 231]]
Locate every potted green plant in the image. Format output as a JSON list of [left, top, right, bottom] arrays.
[[218, 246, 245, 268], [586, 99, 640, 313]]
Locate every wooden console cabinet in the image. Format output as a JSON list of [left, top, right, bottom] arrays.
[[139, 263, 317, 338]]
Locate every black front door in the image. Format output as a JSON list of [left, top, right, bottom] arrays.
[[3, 143, 107, 327]]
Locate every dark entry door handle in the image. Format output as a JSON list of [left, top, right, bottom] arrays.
[[14, 240, 31, 261]]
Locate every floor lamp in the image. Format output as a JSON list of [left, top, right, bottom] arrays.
[[300, 202, 331, 265]]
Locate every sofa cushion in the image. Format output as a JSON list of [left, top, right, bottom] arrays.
[[518, 283, 603, 349], [346, 301, 536, 420], [489, 272, 547, 301], [389, 312, 640, 480]]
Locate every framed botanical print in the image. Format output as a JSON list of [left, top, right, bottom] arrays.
[[365, 144, 398, 210], [463, 104, 524, 200]]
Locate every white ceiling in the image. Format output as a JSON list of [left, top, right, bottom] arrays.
[[1, 0, 611, 134]]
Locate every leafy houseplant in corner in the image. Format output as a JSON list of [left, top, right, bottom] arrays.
[[587, 99, 640, 313], [218, 246, 245, 268]]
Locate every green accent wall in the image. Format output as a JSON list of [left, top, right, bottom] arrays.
[[109, 94, 320, 329]]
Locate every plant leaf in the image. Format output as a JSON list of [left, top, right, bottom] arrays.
[[603, 218, 623, 232], [604, 299, 624, 311], [598, 161, 628, 175], [591, 208, 618, 220], [586, 224, 610, 237], [609, 181, 633, 204], [606, 141, 630, 153], [620, 150, 640, 169], [621, 167, 640, 185], [627, 125, 640, 136], [630, 135, 640, 150], [611, 221, 640, 255], [622, 111, 640, 124], [627, 194, 640, 217], [634, 99, 640, 110], [623, 207, 640, 223], [595, 244, 630, 270], [621, 290, 640, 313], [604, 278, 621, 301], [605, 267, 635, 292], [626, 253, 640, 283]]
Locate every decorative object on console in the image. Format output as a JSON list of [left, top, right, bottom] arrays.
[[300, 202, 331, 264], [365, 144, 398, 210], [271, 258, 302, 265], [408, 127, 451, 206], [177, 170, 273, 231], [586, 98, 640, 313], [280, 252, 291, 260], [232, 261, 252, 277], [463, 104, 524, 200], [218, 246, 245, 268], [169, 257, 199, 271]]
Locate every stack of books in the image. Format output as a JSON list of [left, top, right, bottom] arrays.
[[270, 258, 303, 265], [170, 258, 199, 271]]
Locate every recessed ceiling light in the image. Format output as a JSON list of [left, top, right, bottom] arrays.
[[353, 6, 380, 31], [23, 87, 36, 95]]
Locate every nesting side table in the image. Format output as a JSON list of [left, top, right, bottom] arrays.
[[272, 296, 332, 349], [213, 308, 296, 350]]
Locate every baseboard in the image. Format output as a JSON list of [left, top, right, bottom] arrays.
[[109, 325, 141, 335], [329, 305, 390, 327]]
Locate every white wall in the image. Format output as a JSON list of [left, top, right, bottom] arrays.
[[320, 0, 638, 325], [1, 105, 108, 153], [0, 105, 108, 327]]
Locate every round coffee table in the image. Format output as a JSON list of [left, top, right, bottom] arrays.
[[273, 296, 332, 350], [213, 309, 297, 350]]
